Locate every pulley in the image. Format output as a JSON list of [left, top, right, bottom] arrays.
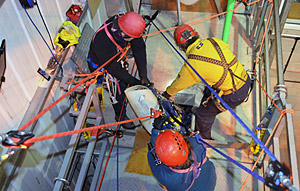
[[19, 0, 37, 9]]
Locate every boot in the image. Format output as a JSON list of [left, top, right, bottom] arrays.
[[115, 114, 136, 129]]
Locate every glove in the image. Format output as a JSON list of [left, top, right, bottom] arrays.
[[141, 77, 150, 85], [141, 77, 154, 88], [162, 91, 171, 99]]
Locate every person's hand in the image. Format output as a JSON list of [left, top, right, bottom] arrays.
[[141, 77, 154, 88], [162, 91, 175, 101]]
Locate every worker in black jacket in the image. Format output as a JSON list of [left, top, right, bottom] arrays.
[[88, 12, 151, 129]]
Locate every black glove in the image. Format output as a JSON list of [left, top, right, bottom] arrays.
[[141, 77, 154, 88], [162, 91, 171, 99], [141, 77, 150, 85]]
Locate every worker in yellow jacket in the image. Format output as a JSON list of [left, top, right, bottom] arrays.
[[162, 24, 250, 139]]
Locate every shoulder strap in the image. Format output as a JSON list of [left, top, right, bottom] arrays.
[[188, 38, 238, 90]]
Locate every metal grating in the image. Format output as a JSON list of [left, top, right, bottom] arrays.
[[71, 22, 95, 74]]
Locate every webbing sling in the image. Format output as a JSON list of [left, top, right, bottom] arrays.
[[188, 38, 245, 92]]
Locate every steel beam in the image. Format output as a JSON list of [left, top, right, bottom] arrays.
[[176, 0, 182, 25], [273, 0, 285, 85], [285, 104, 300, 189], [263, 19, 271, 107]]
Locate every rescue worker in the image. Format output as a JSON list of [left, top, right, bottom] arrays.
[[162, 24, 250, 139], [147, 128, 216, 191], [88, 12, 151, 129]]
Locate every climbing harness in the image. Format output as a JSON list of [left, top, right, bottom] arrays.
[[170, 134, 207, 191], [148, 17, 296, 190], [148, 129, 207, 191], [188, 38, 247, 112], [87, 56, 130, 105], [92, 15, 131, 62]]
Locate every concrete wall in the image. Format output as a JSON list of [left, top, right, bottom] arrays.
[[0, 0, 108, 190]]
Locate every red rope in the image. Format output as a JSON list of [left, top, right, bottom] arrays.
[[97, 61, 138, 191], [18, 51, 121, 131], [23, 113, 157, 145], [143, 0, 262, 38]]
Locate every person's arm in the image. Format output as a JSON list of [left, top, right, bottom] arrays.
[[165, 61, 200, 96], [130, 38, 149, 83], [105, 57, 141, 85]]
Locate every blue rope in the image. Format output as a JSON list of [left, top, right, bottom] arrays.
[[195, 134, 265, 183], [150, 21, 278, 162], [117, 133, 119, 191], [23, 5, 64, 72], [115, 21, 153, 190]]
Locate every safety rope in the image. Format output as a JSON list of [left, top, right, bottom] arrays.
[[143, 0, 262, 38], [240, 109, 294, 190], [5, 1, 287, 189], [97, 23, 153, 191], [23, 111, 160, 145], [18, 51, 121, 131], [194, 134, 266, 183], [253, 1, 274, 72], [150, 19, 279, 162], [22, 5, 63, 72], [97, 60, 138, 191]]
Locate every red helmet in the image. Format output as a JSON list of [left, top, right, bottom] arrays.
[[154, 129, 189, 167], [118, 12, 146, 38], [174, 24, 198, 45]]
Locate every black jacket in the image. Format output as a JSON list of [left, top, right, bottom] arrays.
[[89, 15, 147, 86]]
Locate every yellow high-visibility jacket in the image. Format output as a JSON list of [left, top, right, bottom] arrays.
[[53, 21, 81, 49], [166, 37, 247, 96]]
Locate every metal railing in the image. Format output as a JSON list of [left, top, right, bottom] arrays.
[[251, 0, 299, 189]]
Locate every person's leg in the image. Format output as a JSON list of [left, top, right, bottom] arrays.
[[195, 76, 250, 138], [195, 99, 221, 139], [113, 81, 135, 129]]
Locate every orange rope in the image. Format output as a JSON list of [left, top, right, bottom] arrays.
[[142, 0, 262, 38], [24, 113, 157, 145], [240, 109, 294, 190], [254, 1, 274, 72], [19, 51, 121, 131], [271, 68, 300, 74], [253, 74, 282, 113], [97, 60, 138, 191]]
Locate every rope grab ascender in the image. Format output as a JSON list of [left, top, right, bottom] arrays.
[[249, 103, 275, 154]]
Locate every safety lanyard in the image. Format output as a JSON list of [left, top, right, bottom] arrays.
[[92, 20, 130, 60]]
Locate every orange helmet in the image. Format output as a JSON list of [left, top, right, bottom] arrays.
[[174, 24, 198, 45], [118, 12, 146, 38], [154, 129, 189, 167]]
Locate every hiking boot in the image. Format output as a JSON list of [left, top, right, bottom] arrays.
[[115, 114, 136, 129]]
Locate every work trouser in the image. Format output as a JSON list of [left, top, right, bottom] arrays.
[[195, 75, 251, 139]]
